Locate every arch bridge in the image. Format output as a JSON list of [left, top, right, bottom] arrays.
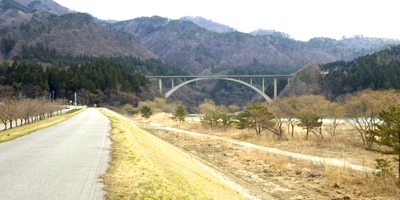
[[146, 75, 294, 103]]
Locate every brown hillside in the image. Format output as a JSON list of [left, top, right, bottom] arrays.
[[113, 16, 400, 75], [14, 0, 71, 15], [0, 7, 155, 61]]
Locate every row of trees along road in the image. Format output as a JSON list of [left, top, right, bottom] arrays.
[[0, 97, 63, 130], [199, 89, 400, 178]]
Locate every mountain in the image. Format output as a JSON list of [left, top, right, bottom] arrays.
[[280, 44, 400, 100], [112, 16, 400, 75], [250, 29, 273, 36], [0, 1, 155, 62], [250, 29, 291, 38], [320, 44, 400, 98], [179, 16, 236, 33], [13, 0, 72, 15], [308, 36, 400, 51]]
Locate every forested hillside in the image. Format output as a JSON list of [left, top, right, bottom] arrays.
[[250, 29, 291, 38], [112, 16, 400, 75], [0, 33, 188, 107], [0, 58, 147, 106], [0, 54, 188, 106], [320, 45, 400, 98], [279, 45, 400, 101], [179, 16, 236, 33], [0, 0, 193, 107], [0, 0, 155, 62], [308, 36, 399, 52], [5, 59, 147, 93], [14, 0, 72, 15], [13, 42, 188, 76]]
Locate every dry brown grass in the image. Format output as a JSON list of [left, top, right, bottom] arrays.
[[101, 110, 246, 200], [220, 132, 400, 199], [161, 117, 397, 170], [324, 164, 400, 199], [134, 112, 400, 199], [0, 109, 85, 143]]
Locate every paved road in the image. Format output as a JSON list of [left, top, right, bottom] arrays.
[[0, 108, 111, 200]]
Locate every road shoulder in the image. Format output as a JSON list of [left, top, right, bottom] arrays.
[[100, 109, 248, 200]]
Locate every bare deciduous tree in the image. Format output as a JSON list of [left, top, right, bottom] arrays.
[[297, 95, 330, 139], [344, 89, 399, 147], [325, 102, 345, 137], [0, 97, 62, 131], [281, 96, 301, 138], [269, 99, 289, 140]]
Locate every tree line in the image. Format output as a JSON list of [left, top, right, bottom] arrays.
[[13, 42, 189, 76], [0, 97, 63, 130], [198, 90, 398, 146], [1, 58, 147, 99], [0, 54, 190, 106]]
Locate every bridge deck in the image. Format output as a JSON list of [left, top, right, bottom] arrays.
[[147, 75, 293, 78]]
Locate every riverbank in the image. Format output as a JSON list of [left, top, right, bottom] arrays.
[[129, 112, 400, 199]]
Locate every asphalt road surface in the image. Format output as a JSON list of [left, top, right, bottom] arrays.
[[0, 108, 111, 200]]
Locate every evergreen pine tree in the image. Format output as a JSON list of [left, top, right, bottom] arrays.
[[141, 106, 152, 119], [171, 105, 186, 123], [366, 102, 400, 178]]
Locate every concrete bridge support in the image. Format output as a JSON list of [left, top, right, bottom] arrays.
[[274, 78, 277, 99], [149, 75, 294, 102], [159, 79, 162, 93], [165, 77, 273, 102]]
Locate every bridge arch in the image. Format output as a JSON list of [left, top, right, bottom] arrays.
[[165, 78, 273, 102]]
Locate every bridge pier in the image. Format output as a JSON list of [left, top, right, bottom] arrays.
[[172, 79, 174, 88], [262, 78, 265, 93], [159, 79, 162, 93], [250, 78, 252, 85], [274, 78, 277, 99]]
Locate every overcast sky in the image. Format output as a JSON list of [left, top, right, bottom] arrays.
[[53, 0, 399, 41]]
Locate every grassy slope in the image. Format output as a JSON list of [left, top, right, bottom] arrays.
[[0, 108, 84, 143], [101, 110, 245, 199]]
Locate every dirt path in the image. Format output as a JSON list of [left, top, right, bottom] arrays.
[[158, 127, 378, 174]]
